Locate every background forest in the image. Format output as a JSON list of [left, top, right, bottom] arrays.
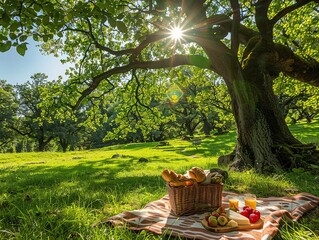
[[1, 70, 318, 153]]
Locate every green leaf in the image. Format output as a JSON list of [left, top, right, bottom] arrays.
[[9, 32, 17, 40], [34, 3, 42, 12], [42, 15, 50, 25], [0, 41, 12, 52], [108, 18, 116, 28], [117, 13, 124, 19], [33, 34, 39, 41], [0, 35, 8, 41], [26, 7, 37, 17], [16, 43, 27, 56], [35, 17, 42, 25], [43, 35, 49, 42], [19, 35, 28, 42], [1, 12, 11, 24], [116, 21, 127, 33], [10, 21, 20, 32], [189, 55, 211, 69], [64, 12, 73, 22]]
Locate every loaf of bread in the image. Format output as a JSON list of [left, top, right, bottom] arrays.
[[161, 169, 178, 182], [161, 169, 195, 187], [188, 167, 206, 183]]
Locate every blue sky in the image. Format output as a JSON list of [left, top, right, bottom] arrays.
[[0, 40, 72, 85]]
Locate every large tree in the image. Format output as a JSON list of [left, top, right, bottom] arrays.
[[13, 73, 56, 151], [0, 80, 18, 151], [1, 0, 318, 172]]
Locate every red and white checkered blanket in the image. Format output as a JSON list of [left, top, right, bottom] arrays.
[[107, 192, 319, 239]]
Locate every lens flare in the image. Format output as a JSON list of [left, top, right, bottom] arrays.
[[170, 26, 183, 40]]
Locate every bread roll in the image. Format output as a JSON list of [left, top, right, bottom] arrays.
[[188, 167, 206, 183], [161, 169, 178, 182]]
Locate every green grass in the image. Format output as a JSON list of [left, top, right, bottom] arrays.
[[0, 121, 318, 239]]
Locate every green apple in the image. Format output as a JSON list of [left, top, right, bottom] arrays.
[[217, 215, 228, 226], [208, 216, 218, 227]]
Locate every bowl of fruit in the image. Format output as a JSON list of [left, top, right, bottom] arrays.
[[201, 206, 263, 233]]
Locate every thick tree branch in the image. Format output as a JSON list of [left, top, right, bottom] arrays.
[[211, 15, 258, 44], [270, 0, 313, 26], [73, 54, 212, 109], [182, 0, 206, 25], [230, 0, 240, 54], [9, 125, 32, 136], [255, 0, 273, 42], [275, 44, 319, 87], [130, 30, 170, 58]]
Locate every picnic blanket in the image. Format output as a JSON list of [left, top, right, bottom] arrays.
[[107, 191, 319, 240]]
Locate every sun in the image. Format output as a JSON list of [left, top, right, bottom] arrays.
[[170, 26, 183, 40]]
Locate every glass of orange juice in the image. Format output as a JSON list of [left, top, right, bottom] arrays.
[[229, 198, 239, 210], [244, 194, 257, 210]]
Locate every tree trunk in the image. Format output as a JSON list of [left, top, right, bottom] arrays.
[[38, 137, 46, 152], [59, 138, 68, 152], [201, 112, 213, 136], [231, 70, 299, 172], [193, 36, 318, 173], [37, 128, 53, 152]]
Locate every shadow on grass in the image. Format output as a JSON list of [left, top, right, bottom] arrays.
[[1, 155, 188, 212], [288, 120, 319, 145], [175, 132, 237, 158]]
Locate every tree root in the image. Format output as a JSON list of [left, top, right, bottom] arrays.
[[218, 143, 319, 173]]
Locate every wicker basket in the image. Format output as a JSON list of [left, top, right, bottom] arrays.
[[167, 183, 223, 216], [168, 183, 198, 216], [196, 183, 223, 213]]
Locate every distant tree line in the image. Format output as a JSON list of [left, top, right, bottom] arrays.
[[1, 71, 318, 153]]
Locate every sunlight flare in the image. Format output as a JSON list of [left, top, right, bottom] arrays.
[[170, 26, 183, 40]]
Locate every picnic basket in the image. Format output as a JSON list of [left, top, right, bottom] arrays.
[[196, 183, 223, 212], [168, 183, 198, 216], [168, 182, 223, 216]]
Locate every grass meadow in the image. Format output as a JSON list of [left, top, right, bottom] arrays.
[[0, 121, 318, 239]]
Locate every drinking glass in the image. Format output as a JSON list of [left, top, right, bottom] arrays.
[[244, 194, 257, 210], [229, 197, 239, 210]]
